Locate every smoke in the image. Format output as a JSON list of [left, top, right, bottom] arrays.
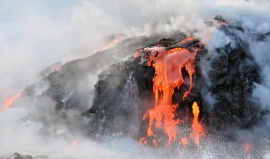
[[1, 0, 270, 158]]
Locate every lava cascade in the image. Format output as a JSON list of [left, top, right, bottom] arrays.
[[3, 92, 21, 108], [190, 102, 204, 145], [136, 38, 204, 146], [100, 36, 126, 51]]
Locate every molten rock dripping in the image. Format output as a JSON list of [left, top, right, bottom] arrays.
[[190, 102, 204, 145], [3, 92, 21, 108], [180, 136, 188, 148], [135, 38, 200, 145]]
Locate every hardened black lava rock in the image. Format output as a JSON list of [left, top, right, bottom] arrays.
[[202, 24, 261, 137]]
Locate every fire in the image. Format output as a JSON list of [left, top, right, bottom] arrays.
[[3, 92, 21, 108], [136, 38, 201, 146], [190, 102, 204, 145]]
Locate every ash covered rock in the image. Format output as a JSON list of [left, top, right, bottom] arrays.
[[17, 35, 173, 137], [10, 153, 33, 159]]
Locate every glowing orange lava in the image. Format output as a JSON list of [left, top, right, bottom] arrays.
[[178, 37, 194, 44], [190, 102, 204, 145], [3, 92, 21, 108], [55, 66, 61, 71], [152, 140, 158, 147], [244, 143, 251, 155], [136, 40, 199, 145], [100, 37, 125, 51], [180, 136, 188, 148], [71, 140, 78, 147]]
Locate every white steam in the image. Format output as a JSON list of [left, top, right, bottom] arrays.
[[1, 0, 270, 158]]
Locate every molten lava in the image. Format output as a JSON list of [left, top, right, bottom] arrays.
[[244, 143, 251, 155], [152, 140, 158, 147], [180, 136, 188, 148], [3, 92, 21, 108], [71, 140, 78, 147], [100, 36, 125, 51], [190, 102, 204, 145], [55, 66, 61, 71], [135, 38, 202, 146]]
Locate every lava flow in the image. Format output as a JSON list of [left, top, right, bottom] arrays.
[[135, 37, 204, 146], [3, 92, 21, 108], [99, 36, 126, 51], [55, 66, 61, 71], [244, 143, 251, 155], [190, 102, 204, 145]]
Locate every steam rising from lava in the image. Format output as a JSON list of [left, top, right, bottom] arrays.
[[135, 37, 204, 146], [1, 0, 270, 158]]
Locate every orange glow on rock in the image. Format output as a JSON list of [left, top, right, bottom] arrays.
[[178, 37, 194, 44], [190, 102, 204, 145], [3, 92, 21, 108]]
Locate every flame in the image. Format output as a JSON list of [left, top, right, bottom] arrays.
[[180, 136, 188, 148], [71, 140, 78, 147], [190, 102, 204, 145], [136, 41, 198, 146], [3, 92, 21, 108]]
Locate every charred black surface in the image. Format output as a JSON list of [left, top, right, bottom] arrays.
[[204, 25, 261, 137]]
